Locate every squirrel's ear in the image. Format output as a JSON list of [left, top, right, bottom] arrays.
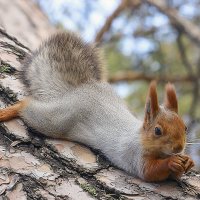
[[164, 83, 178, 113], [144, 81, 159, 125]]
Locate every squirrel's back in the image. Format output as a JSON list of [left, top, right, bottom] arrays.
[[22, 32, 106, 98]]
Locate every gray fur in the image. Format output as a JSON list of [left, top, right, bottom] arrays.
[[20, 32, 145, 178], [21, 31, 105, 100]]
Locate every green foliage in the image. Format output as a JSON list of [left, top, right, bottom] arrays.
[[105, 45, 133, 75], [0, 63, 12, 73], [80, 183, 97, 197], [125, 82, 148, 115]]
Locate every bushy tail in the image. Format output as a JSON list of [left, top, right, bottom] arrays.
[[21, 31, 106, 98]]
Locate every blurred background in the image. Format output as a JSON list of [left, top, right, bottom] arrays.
[[0, 0, 199, 170]]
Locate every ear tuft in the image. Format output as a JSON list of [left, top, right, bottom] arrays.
[[164, 83, 178, 113], [148, 81, 159, 115], [144, 81, 159, 125]]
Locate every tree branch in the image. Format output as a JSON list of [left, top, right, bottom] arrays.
[[134, 27, 157, 37], [176, 32, 194, 76], [146, 0, 200, 46], [95, 0, 141, 43], [189, 57, 200, 117], [108, 71, 196, 83]]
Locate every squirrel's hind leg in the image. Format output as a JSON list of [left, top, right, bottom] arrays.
[[0, 99, 29, 121], [0, 98, 69, 140]]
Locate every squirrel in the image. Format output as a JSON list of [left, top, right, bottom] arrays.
[[0, 31, 194, 182]]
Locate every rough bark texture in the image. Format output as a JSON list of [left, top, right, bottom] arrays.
[[0, 0, 54, 49], [0, 1, 200, 200]]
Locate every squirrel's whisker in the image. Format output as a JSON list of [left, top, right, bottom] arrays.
[[186, 142, 200, 145]]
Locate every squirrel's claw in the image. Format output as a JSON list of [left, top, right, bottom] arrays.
[[168, 154, 194, 177], [168, 155, 185, 175], [184, 157, 195, 173], [176, 154, 195, 173], [185, 160, 194, 173]]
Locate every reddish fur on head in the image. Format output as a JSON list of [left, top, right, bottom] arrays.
[[164, 83, 178, 113], [144, 81, 159, 126], [142, 81, 186, 158]]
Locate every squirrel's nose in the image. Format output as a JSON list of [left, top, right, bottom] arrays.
[[173, 144, 183, 153]]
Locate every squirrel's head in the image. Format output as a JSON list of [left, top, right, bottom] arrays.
[[142, 81, 187, 158]]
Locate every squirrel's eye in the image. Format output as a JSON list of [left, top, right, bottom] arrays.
[[185, 126, 188, 134], [155, 127, 162, 136], [185, 126, 188, 133]]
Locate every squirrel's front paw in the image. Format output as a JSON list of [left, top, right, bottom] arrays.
[[177, 154, 195, 173], [168, 155, 185, 178]]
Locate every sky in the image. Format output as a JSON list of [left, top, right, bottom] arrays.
[[38, 0, 119, 39], [37, 0, 198, 56]]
